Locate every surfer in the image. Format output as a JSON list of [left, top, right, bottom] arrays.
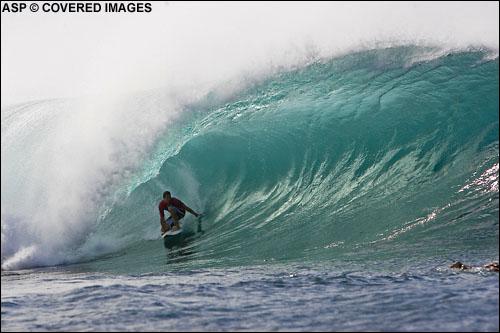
[[450, 261, 499, 272], [159, 191, 200, 233]]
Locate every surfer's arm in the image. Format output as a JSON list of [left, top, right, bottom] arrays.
[[159, 209, 168, 231], [184, 206, 199, 217]]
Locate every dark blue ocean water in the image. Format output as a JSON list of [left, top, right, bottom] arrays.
[[2, 259, 499, 332]]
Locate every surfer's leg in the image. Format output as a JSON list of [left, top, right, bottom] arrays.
[[163, 217, 174, 233], [171, 208, 185, 231], [162, 218, 171, 232], [172, 219, 181, 231]]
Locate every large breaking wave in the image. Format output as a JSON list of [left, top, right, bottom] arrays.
[[1, 47, 498, 271]]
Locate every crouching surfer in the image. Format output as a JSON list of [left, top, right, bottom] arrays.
[[158, 191, 200, 233]]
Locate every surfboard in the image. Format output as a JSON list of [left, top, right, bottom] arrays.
[[161, 228, 183, 238]]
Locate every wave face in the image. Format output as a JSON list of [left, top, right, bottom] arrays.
[[2, 47, 499, 272]]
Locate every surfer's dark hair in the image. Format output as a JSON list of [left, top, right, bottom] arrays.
[[163, 191, 171, 198]]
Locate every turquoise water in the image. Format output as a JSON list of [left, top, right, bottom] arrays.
[[1, 47, 498, 331], [86, 47, 499, 273]]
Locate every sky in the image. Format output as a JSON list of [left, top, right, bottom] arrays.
[[1, 1, 499, 106]]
